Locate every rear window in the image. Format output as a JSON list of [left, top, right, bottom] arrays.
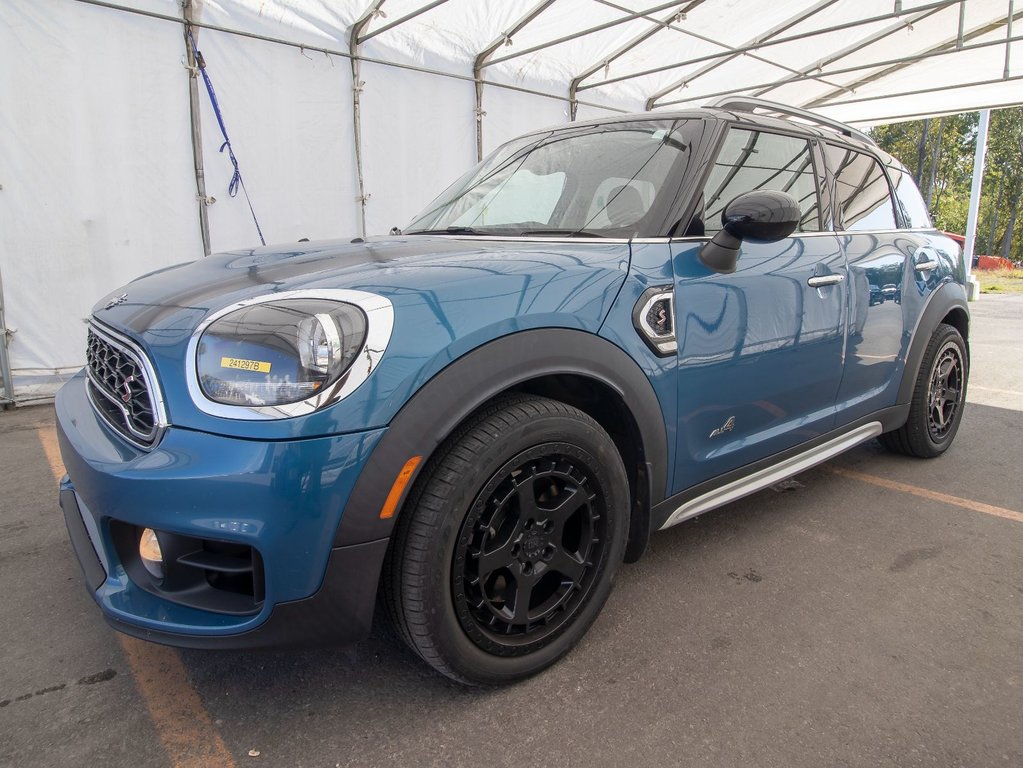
[[825, 145, 897, 231], [886, 163, 932, 229]]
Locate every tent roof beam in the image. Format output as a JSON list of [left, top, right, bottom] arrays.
[[481, 0, 688, 70], [358, 0, 451, 44], [815, 73, 1023, 111], [569, 1, 706, 117], [645, 0, 840, 110], [474, 0, 558, 159], [577, 0, 960, 92], [653, 30, 1023, 109], [580, 0, 851, 103], [474, 0, 557, 74], [803, 6, 1023, 109], [749, 3, 948, 100]]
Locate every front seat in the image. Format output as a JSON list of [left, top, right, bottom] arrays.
[[606, 185, 646, 228]]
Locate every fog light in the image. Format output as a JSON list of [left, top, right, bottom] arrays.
[[139, 528, 164, 579]]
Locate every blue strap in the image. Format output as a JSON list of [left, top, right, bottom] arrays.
[[187, 29, 266, 246]]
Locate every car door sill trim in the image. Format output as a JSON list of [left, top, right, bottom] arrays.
[[659, 421, 883, 530]]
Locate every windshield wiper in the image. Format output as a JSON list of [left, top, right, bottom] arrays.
[[404, 226, 483, 235], [518, 229, 606, 238]]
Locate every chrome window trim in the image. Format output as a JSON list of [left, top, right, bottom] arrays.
[[424, 234, 676, 244], [87, 321, 168, 450], [667, 228, 941, 244], [185, 289, 394, 421], [428, 234, 634, 244], [659, 421, 882, 530]]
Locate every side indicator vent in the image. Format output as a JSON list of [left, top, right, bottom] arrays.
[[633, 286, 676, 356]]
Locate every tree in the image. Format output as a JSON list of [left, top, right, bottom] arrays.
[[871, 107, 1023, 263]]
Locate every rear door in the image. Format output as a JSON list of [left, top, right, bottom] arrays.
[[670, 126, 846, 493], [825, 145, 937, 422]]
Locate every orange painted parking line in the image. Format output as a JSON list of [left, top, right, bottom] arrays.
[[119, 636, 237, 768], [826, 465, 1023, 525], [37, 427, 236, 768]]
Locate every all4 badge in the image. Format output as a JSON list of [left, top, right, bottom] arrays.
[[709, 416, 736, 438]]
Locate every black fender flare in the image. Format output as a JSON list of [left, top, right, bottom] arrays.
[[896, 280, 970, 408], [334, 328, 668, 546]]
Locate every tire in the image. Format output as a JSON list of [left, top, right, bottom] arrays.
[[880, 322, 968, 458], [382, 394, 629, 685]]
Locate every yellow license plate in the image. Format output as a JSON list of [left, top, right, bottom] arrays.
[[220, 356, 272, 373]]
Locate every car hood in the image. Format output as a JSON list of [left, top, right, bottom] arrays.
[[94, 236, 624, 336], [88, 235, 631, 438]]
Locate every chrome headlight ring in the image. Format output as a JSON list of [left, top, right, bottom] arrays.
[[185, 289, 394, 420]]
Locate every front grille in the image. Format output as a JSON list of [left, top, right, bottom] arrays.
[[86, 325, 161, 447]]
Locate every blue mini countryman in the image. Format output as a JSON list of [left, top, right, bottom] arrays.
[[57, 98, 969, 685]]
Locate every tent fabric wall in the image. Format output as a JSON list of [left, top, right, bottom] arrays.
[[1, 0, 1021, 401], [1, 0, 203, 398]]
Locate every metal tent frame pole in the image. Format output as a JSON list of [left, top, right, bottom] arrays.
[[349, 1, 387, 238], [70, 0, 628, 115], [644, 0, 840, 110], [570, 3, 700, 120], [474, 1, 557, 161], [0, 262, 15, 408], [579, 0, 961, 95], [964, 108, 991, 291], [803, 8, 1023, 109], [654, 31, 1023, 109], [480, 0, 688, 71], [750, 4, 949, 101], [358, 0, 451, 43], [183, 0, 212, 256]]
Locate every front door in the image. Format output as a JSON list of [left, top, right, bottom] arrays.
[[670, 126, 846, 494]]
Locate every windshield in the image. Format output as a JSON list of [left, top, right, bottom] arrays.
[[405, 120, 695, 238]]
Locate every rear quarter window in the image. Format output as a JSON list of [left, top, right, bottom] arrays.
[[825, 144, 897, 231], [886, 163, 932, 229]]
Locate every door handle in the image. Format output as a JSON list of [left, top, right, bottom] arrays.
[[807, 274, 845, 288], [915, 259, 940, 272]]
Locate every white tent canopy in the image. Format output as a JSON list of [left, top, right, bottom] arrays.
[[1, 0, 1020, 401]]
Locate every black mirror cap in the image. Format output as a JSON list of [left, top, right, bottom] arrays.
[[722, 190, 801, 243]]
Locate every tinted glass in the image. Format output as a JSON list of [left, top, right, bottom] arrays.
[[825, 145, 898, 231], [698, 128, 820, 235], [886, 163, 931, 228], [406, 120, 696, 237]]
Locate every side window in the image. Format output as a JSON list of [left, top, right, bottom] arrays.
[[699, 128, 821, 235], [825, 145, 898, 231], [886, 163, 932, 229]]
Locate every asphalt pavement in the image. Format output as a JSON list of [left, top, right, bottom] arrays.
[[2, 295, 1021, 768]]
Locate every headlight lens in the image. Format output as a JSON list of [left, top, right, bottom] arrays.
[[196, 299, 367, 407]]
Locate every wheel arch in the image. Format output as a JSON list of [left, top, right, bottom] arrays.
[[896, 280, 970, 408], [334, 328, 668, 563]]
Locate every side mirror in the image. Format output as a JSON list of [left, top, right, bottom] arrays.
[[699, 190, 801, 274]]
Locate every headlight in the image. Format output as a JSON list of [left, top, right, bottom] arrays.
[[196, 299, 368, 407]]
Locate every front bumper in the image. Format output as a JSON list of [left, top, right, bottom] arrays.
[[56, 371, 389, 648]]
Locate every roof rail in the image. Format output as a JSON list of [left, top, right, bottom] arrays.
[[706, 96, 875, 146]]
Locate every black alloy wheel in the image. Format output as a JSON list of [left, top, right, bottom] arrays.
[[383, 395, 629, 685], [926, 339, 964, 442], [452, 447, 607, 655], [881, 322, 968, 458]]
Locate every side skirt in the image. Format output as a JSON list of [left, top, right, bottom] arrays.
[[653, 406, 907, 531]]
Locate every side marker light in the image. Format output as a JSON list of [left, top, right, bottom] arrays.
[[379, 456, 422, 519]]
